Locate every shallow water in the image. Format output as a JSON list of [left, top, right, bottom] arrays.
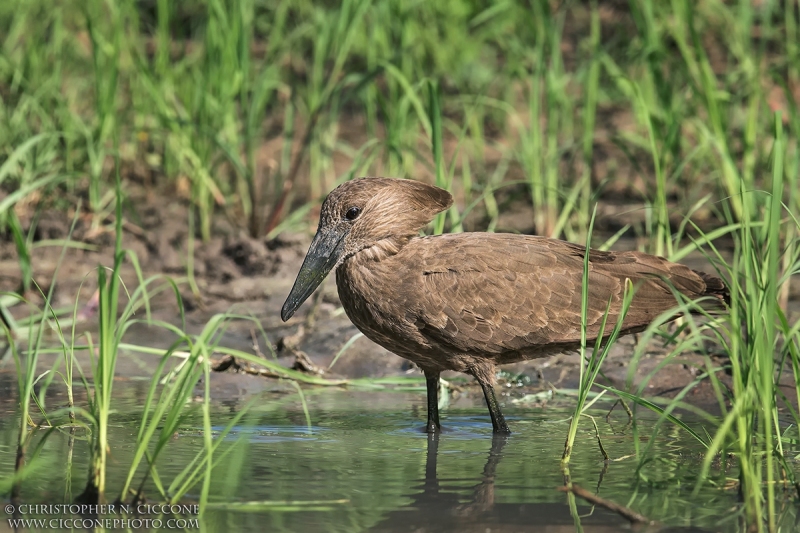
[[1, 385, 798, 533]]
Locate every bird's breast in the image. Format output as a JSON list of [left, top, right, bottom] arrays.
[[335, 252, 431, 359]]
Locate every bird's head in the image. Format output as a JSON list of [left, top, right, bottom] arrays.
[[280, 177, 452, 321]]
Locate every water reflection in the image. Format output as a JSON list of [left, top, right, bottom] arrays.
[[371, 434, 628, 533]]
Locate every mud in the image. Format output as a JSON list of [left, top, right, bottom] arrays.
[[1, 179, 798, 417]]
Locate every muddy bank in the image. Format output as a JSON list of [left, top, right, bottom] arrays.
[[1, 183, 799, 415]]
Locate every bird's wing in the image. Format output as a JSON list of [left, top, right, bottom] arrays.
[[403, 234, 711, 354]]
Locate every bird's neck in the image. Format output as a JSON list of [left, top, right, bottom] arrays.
[[346, 234, 414, 264], [335, 235, 415, 302]]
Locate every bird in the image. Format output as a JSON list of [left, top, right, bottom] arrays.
[[281, 177, 729, 434]]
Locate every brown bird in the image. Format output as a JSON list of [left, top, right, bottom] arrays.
[[281, 178, 728, 434]]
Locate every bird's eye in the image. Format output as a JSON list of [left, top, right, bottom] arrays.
[[345, 207, 362, 221]]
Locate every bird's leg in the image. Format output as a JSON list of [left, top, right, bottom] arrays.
[[477, 378, 511, 435], [424, 369, 441, 433]]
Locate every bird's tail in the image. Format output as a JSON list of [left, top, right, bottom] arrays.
[[693, 269, 730, 312]]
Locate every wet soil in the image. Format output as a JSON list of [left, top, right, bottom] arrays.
[[1, 180, 799, 417]]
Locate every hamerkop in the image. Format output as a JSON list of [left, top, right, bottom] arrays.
[[281, 178, 728, 434]]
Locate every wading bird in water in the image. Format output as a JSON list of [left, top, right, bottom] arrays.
[[281, 178, 728, 434]]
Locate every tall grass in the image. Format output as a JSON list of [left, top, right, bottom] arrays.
[[3, 174, 287, 509], [561, 208, 634, 467], [695, 117, 800, 532], [599, 117, 800, 533], [520, 0, 570, 239]]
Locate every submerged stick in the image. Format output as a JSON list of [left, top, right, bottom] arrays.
[[557, 483, 655, 526]]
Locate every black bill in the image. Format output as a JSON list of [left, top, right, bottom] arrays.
[[281, 227, 348, 322]]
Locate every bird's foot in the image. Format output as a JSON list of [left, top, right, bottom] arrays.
[[492, 423, 511, 435], [425, 422, 442, 434]]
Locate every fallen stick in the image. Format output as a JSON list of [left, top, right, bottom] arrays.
[[557, 483, 656, 526]]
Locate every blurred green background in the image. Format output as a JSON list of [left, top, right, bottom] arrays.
[[2, 0, 797, 250]]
